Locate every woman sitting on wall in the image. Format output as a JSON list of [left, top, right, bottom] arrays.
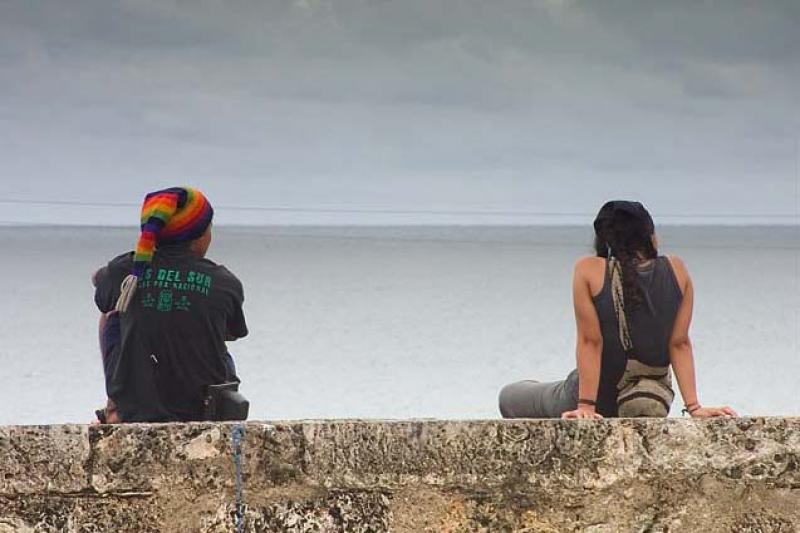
[[499, 200, 737, 420]]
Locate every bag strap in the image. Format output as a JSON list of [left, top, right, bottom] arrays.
[[609, 257, 633, 353]]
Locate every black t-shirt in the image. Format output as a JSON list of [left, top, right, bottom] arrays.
[[94, 244, 248, 422]]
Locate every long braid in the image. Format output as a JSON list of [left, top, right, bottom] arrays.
[[593, 203, 658, 353], [595, 215, 656, 312], [609, 257, 633, 352]]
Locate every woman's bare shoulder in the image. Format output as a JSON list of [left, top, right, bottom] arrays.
[[574, 255, 605, 271], [574, 256, 605, 280], [574, 256, 606, 295], [665, 255, 690, 289], [665, 254, 688, 273]]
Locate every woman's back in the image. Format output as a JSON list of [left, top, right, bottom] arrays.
[[591, 256, 684, 415]]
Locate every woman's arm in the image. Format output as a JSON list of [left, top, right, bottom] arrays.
[[668, 256, 737, 418], [562, 258, 604, 420]]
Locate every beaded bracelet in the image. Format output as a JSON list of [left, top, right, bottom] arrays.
[[682, 402, 701, 416]]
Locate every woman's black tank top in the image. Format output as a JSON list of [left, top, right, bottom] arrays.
[[591, 256, 683, 417]]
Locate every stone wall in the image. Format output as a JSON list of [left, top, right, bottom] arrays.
[[1, 418, 798, 532]]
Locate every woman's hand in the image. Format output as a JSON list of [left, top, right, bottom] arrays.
[[690, 406, 738, 418], [561, 406, 604, 420]]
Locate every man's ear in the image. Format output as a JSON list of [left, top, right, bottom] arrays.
[[191, 225, 213, 257]]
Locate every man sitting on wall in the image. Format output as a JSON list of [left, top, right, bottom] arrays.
[[92, 186, 248, 423]]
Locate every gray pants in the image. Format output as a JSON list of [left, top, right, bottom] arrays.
[[498, 369, 579, 418]]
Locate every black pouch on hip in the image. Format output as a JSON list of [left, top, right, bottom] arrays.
[[202, 382, 250, 421]]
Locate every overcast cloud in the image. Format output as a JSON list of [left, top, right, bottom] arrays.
[[0, 0, 798, 225]]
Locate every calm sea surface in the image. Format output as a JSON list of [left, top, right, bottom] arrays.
[[0, 225, 797, 425]]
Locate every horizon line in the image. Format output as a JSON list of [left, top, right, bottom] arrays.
[[1, 222, 798, 228]]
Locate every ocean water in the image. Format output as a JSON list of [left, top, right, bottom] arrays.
[[0, 225, 797, 425]]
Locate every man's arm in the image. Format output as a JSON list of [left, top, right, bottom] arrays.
[[225, 271, 248, 342], [93, 264, 124, 423], [562, 258, 604, 420], [93, 253, 133, 313], [93, 266, 115, 313]]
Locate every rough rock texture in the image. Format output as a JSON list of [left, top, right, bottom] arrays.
[[1, 418, 798, 532]]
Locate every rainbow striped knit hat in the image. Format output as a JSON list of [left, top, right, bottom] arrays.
[[116, 186, 214, 312]]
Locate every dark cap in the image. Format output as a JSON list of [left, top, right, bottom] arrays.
[[593, 200, 654, 235]]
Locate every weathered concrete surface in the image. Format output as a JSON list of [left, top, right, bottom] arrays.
[[1, 418, 798, 532]]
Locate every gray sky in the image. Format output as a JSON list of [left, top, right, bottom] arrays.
[[1, 0, 798, 225]]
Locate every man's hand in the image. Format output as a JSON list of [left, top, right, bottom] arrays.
[[690, 406, 738, 418], [561, 406, 604, 420]]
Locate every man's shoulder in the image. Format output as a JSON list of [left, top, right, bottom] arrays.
[[107, 251, 134, 270], [93, 251, 134, 312], [98, 251, 134, 280], [194, 258, 243, 288]]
